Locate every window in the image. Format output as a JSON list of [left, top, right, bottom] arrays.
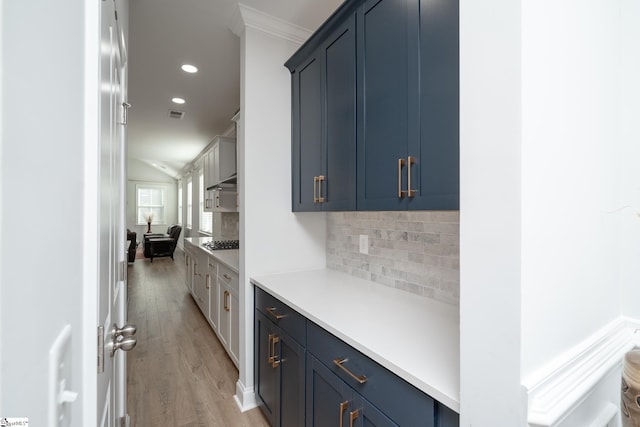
[[136, 185, 166, 225], [199, 169, 212, 233], [187, 178, 193, 229], [178, 182, 183, 225]]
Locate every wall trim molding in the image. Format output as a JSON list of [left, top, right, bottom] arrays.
[[229, 3, 312, 44], [523, 316, 640, 426], [234, 379, 258, 413]]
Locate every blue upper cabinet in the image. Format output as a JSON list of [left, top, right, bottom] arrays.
[[287, 0, 459, 212], [290, 16, 357, 212]]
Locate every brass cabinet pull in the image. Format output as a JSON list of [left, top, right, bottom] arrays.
[[223, 290, 230, 311], [349, 409, 359, 427], [266, 307, 286, 321], [407, 156, 416, 197], [205, 274, 210, 289], [339, 401, 349, 427], [318, 175, 326, 203], [268, 334, 280, 368], [268, 333, 274, 365], [313, 176, 319, 203], [223, 273, 231, 281], [333, 358, 367, 384], [397, 158, 406, 198], [193, 263, 198, 276], [205, 198, 211, 209]]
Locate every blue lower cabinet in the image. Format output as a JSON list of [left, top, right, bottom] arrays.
[[255, 309, 306, 427], [255, 287, 459, 426], [307, 354, 399, 427]]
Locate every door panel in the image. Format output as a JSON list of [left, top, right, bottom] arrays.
[[411, 0, 459, 210], [279, 332, 305, 427], [306, 355, 352, 427], [97, 0, 129, 425], [357, 0, 410, 210], [323, 16, 357, 211], [292, 56, 323, 211], [255, 311, 278, 426]]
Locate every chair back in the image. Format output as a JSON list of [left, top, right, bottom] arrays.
[[168, 225, 182, 241]]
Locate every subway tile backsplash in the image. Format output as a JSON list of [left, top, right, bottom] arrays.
[[326, 211, 460, 306]]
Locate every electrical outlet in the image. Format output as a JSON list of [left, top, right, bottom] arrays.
[[359, 234, 368, 254]]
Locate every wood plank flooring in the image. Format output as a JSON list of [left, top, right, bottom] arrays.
[[126, 249, 269, 427]]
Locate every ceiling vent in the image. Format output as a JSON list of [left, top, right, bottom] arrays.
[[168, 110, 185, 119]]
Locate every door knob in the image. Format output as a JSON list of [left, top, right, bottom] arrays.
[[110, 337, 137, 356], [112, 323, 137, 338]]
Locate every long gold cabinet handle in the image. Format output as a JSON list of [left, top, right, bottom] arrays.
[[317, 175, 326, 203], [266, 307, 286, 321], [398, 157, 416, 198], [313, 176, 319, 203], [398, 158, 406, 198], [350, 409, 359, 427], [333, 358, 368, 384], [223, 290, 230, 311], [205, 274, 210, 289], [339, 401, 349, 427], [268, 333, 280, 368], [407, 156, 416, 197]]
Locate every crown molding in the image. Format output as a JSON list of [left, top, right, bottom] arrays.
[[229, 3, 311, 45]]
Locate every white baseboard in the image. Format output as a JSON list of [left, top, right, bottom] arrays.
[[234, 379, 258, 413], [524, 317, 639, 427]]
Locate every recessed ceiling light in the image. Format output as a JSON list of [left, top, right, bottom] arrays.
[[172, 97, 185, 104], [181, 64, 198, 73]]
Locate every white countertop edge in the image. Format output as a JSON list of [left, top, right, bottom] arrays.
[[184, 237, 239, 273], [250, 271, 460, 413]]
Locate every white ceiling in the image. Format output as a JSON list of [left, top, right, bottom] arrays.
[[127, 0, 343, 178]]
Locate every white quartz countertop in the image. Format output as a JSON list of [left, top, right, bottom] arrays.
[[251, 269, 460, 412], [183, 237, 239, 273]]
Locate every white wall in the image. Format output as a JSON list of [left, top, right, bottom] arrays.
[[461, 0, 640, 425], [459, 0, 526, 424], [520, 0, 630, 379], [1, 1, 89, 423], [235, 22, 326, 407], [127, 158, 178, 239], [618, 0, 640, 320]]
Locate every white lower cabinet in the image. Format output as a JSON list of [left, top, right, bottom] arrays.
[[186, 241, 239, 369], [218, 263, 240, 367]]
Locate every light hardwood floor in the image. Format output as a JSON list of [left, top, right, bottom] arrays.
[[126, 249, 269, 427]]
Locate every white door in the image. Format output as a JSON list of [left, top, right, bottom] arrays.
[[97, 0, 133, 426]]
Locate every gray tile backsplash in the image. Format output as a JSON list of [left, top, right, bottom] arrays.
[[326, 211, 460, 306], [213, 212, 239, 240]]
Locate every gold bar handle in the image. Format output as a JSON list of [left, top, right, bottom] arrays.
[[313, 176, 319, 203], [224, 290, 230, 311], [397, 158, 406, 198], [269, 335, 280, 368], [339, 401, 348, 427], [266, 307, 286, 321], [318, 175, 326, 203], [205, 274, 210, 289], [223, 273, 231, 281], [333, 358, 367, 384], [407, 156, 416, 197], [350, 409, 359, 427], [267, 333, 274, 365]]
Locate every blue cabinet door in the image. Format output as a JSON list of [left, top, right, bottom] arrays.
[[306, 355, 353, 427], [356, 0, 415, 210], [255, 309, 306, 427], [321, 15, 357, 211], [278, 330, 306, 427], [255, 310, 278, 425], [408, 0, 459, 210], [292, 55, 323, 211]]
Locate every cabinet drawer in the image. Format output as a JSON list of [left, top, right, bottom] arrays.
[[218, 263, 239, 294], [255, 287, 306, 346], [307, 321, 435, 426]]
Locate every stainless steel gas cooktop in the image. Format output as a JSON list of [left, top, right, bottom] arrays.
[[202, 240, 239, 250]]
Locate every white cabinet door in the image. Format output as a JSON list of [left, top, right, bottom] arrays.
[[218, 283, 230, 349], [207, 260, 219, 330], [211, 136, 236, 184], [229, 290, 240, 366], [212, 189, 237, 212]]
